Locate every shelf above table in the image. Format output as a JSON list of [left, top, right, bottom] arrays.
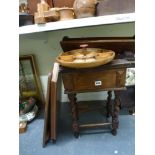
[[19, 13, 135, 35]]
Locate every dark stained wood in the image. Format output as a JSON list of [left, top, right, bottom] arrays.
[[43, 72, 58, 146], [112, 91, 121, 136], [62, 36, 135, 41], [116, 70, 126, 87], [61, 65, 126, 136], [68, 93, 79, 138], [79, 122, 111, 128], [119, 85, 135, 113], [60, 59, 135, 73], [60, 37, 134, 137], [62, 68, 126, 93], [60, 37, 135, 55], [96, 0, 135, 16], [43, 37, 135, 143], [62, 67, 125, 136], [50, 80, 57, 140], [64, 87, 126, 94], [106, 91, 112, 118], [61, 41, 135, 55]]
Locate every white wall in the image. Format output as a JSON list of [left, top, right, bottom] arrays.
[[19, 23, 135, 102], [19, 0, 27, 5]]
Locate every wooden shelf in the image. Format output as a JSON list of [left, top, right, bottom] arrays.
[[19, 13, 135, 35]]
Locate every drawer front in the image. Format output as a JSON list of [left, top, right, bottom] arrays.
[[62, 69, 126, 92]]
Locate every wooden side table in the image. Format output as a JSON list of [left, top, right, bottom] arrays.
[[60, 59, 132, 137], [43, 37, 135, 145]]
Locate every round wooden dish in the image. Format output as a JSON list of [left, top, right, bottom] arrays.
[[56, 48, 115, 68]]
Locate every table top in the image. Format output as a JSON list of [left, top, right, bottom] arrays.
[[59, 59, 135, 73]]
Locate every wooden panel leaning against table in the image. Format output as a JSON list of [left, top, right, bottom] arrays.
[[43, 63, 59, 147]]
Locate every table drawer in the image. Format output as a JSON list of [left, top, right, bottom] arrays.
[[62, 69, 126, 92]]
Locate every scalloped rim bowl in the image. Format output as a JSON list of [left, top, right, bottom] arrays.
[[56, 48, 115, 68]]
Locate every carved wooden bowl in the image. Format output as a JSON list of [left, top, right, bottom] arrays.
[[59, 7, 75, 21], [56, 48, 115, 68]]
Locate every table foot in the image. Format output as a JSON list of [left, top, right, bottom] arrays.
[[111, 129, 117, 136], [52, 139, 56, 144], [74, 132, 79, 138]]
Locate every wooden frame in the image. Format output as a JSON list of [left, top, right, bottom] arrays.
[[43, 62, 59, 146], [19, 55, 45, 108]]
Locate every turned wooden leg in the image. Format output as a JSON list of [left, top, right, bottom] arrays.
[[68, 93, 79, 138], [106, 91, 112, 118], [118, 96, 122, 110], [112, 91, 121, 136], [74, 95, 79, 120]]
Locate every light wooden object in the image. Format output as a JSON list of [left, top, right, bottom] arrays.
[[59, 8, 75, 21], [34, 0, 50, 24], [19, 122, 27, 134], [44, 9, 60, 22], [56, 48, 115, 68]]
